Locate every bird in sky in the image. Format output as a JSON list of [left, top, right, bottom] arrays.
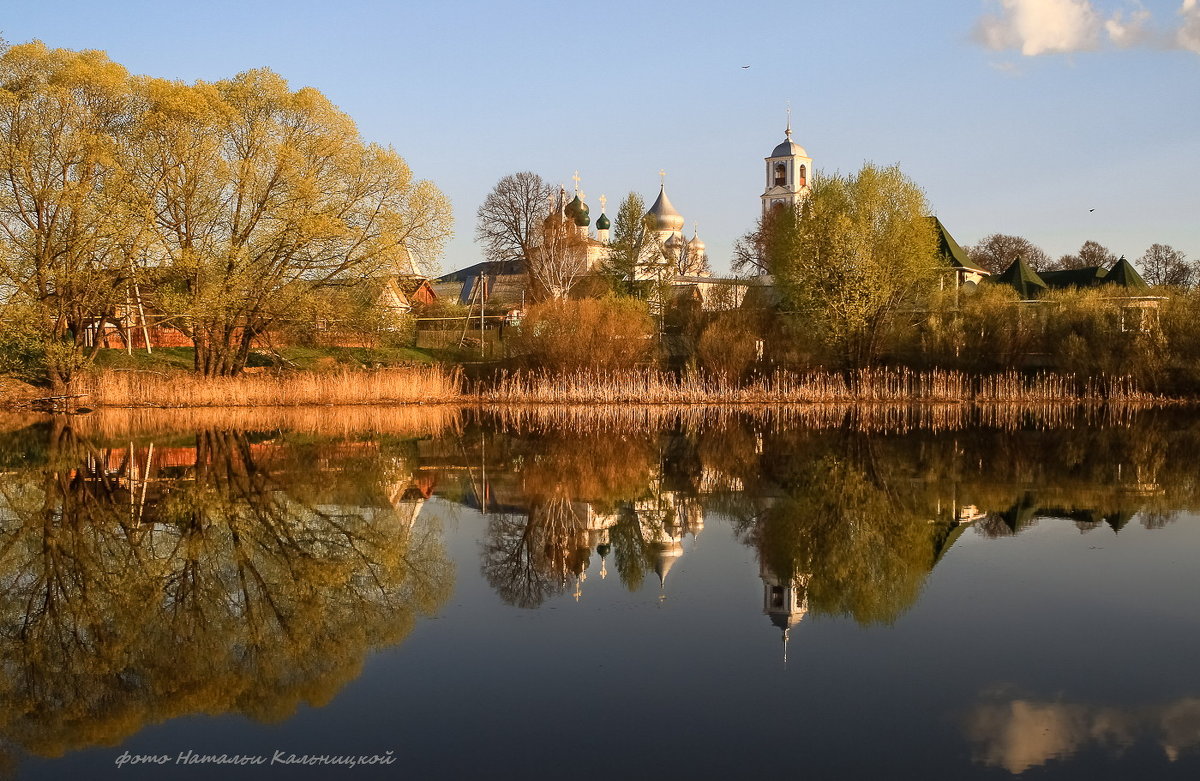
[[741, 65, 750, 69], [1089, 208, 1095, 212]]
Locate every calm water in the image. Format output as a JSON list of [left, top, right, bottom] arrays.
[[2, 406, 1199, 780]]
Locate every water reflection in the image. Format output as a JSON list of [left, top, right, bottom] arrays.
[[966, 692, 1200, 772], [0, 422, 452, 763], [1, 406, 1198, 777]]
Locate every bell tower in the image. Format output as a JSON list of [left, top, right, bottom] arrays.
[[761, 110, 812, 216]]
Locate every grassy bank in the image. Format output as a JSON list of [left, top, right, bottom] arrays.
[[20, 366, 1162, 409]]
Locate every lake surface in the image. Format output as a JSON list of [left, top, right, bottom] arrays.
[[2, 405, 1199, 780]]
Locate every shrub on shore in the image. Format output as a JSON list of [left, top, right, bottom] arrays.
[[507, 297, 655, 372]]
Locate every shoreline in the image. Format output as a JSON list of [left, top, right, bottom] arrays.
[[0, 366, 1182, 411]]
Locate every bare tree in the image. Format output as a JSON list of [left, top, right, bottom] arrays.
[[732, 208, 785, 276], [1050, 240, 1117, 271], [1137, 244, 1193, 287], [475, 171, 553, 265], [527, 212, 588, 300], [965, 234, 1052, 273]]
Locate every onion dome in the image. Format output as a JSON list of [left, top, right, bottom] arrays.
[[687, 232, 705, 254], [645, 184, 685, 233], [664, 233, 683, 250], [595, 212, 610, 231], [564, 194, 590, 227]]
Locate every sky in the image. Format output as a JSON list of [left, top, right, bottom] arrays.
[[3, 0, 1198, 276]]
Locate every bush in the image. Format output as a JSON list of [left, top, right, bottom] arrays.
[[509, 297, 655, 371], [697, 311, 760, 380], [0, 323, 46, 384]]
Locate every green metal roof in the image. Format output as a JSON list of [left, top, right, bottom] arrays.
[[992, 255, 1049, 299], [1103, 256, 1150, 291], [1040, 266, 1108, 289], [929, 216, 987, 273]]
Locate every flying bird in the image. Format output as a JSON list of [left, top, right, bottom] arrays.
[[1089, 208, 1095, 212], [741, 65, 750, 69]]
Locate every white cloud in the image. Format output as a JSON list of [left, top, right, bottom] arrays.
[[1179, 0, 1200, 52], [975, 0, 1102, 56], [974, 0, 1200, 55], [1105, 5, 1153, 47]]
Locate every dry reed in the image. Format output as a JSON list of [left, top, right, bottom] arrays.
[[477, 368, 1160, 405], [476, 400, 1155, 436], [76, 367, 464, 408], [72, 405, 464, 440], [67, 366, 1164, 411]]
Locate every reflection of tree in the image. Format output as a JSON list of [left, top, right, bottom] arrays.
[[477, 429, 660, 606], [743, 451, 943, 625], [0, 426, 452, 762], [480, 498, 591, 609]]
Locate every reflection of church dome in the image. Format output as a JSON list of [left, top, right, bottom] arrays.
[[595, 212, 610, 230], [769, 612, 796, 631], [652, 540, 684, 586], [645, 185, 685, 233]]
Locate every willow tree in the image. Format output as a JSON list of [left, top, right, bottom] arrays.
[[768, 163, 940, 368], [0, 43, 139, 390], [130, 69, 452, 376]]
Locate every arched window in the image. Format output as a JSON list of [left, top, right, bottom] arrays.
[[798, 164, 807, 187], [774, 162, 787, 187]]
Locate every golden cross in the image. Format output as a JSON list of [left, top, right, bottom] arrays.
[[599, 194, 607, 213], [659, 168, 666, 185], [572, 170, 581, 193]]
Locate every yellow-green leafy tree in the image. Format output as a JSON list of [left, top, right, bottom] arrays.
[[767, 163, 940, 369], [129, 69, 452, 376], [0, 43, 140, 390]]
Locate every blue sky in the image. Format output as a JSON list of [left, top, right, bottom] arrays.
[[4, 0, 1198, 275]]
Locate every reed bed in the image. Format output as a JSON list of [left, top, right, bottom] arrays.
[[73, 405, 464, 440], [476, 400, 1157, 436], [76, 366, 465, 408], [477, 368, 1160, 405], [61, 366, 1164, 412]]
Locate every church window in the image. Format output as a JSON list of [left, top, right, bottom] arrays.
[[774, 162, 787, 187], [798, 164, 807, 187]]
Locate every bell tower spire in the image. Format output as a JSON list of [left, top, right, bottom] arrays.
[[761, 108, 813, 216]]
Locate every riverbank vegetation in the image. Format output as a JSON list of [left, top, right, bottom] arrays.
[[1, 41, 1196, 407], [22, 364, 1157, 410]]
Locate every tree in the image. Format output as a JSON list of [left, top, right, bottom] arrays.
[[0, 43, 138, 390], [1138, 243, 1193, 287], [0, 45, 452, 382], [767, 163, 941, 368], [732, 207, 784, 276], [1051, 239, 1117, 271], [129, 70, 451, 376], [601, 192, 648, 287], [527, 210, 588, 300], [475, 171, 553, 265], [966, 233, 1051, 273]]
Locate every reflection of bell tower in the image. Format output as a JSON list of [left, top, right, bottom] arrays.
[[760, 559, 809, 663], [761, 109, 813, 216]]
